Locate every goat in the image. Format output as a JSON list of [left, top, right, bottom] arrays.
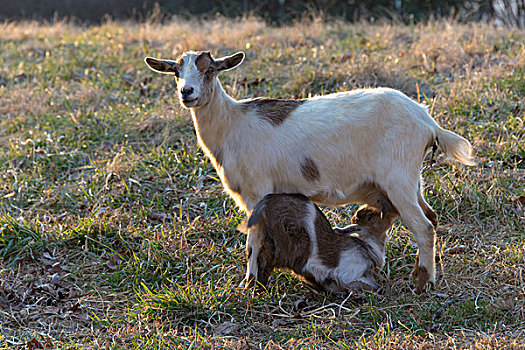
[[144, 50, 475, 292], [239, 193, 398, 293]]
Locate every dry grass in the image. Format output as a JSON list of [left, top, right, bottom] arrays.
[[0, 16, 524, 349]]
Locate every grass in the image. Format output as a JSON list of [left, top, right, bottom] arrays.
[[0, 15, 524, 349]]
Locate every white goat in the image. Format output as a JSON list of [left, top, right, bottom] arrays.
[[239, 193, 398, 293], [145, 50, 475, 292]]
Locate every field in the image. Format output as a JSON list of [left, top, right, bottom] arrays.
[[0, 16, 524, 349]]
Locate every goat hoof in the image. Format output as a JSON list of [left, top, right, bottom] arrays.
[[415, 280, 435, 294], [410, 263, 435, 294], [414, 266, 434, 294]]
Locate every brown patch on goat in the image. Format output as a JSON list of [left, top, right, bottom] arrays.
[[195, 51, 220, 81], [195, 52, 213, 72], [416, 266, 429, 294], [352, 182, 401, 231], [300, 157, 321, 183], [241, 98, 305, 126], [256, 238, 275, 286]]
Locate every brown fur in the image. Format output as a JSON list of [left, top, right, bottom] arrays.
[[416, 266, 429, 294], [241, 98, 305, 126], [195, 51, 213, 72], [300, 157, 321, 183], [351, 198, 398, 246], [245, 194, 312, 285]]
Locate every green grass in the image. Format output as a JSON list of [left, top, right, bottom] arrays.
[[0, 17, 524, 349]]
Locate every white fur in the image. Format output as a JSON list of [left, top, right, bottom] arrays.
[[302, 202, 332, 284], [331, 231, 384, 291]]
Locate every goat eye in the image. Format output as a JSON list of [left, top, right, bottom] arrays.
[[206, 68, 214, 75]]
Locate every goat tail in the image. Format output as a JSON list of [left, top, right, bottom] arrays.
[[435, 127, 476, 166], [237, 199, 267, 234]]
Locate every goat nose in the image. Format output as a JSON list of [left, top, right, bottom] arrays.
[[181, 87, 194, 97]]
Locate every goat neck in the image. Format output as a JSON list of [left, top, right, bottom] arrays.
[[189, 78, 240, 162]]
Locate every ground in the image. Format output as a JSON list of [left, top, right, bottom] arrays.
[[0, 16, 524, 349]]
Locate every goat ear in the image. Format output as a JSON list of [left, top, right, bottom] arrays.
[[214, 52, 245, 72], [144, 57, 179, 75], [246, 208, 263, 228], [351, 205, 367, 224]]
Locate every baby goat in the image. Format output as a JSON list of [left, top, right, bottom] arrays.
[[145, 50, 475, 291], [240, 193, 398, 293]]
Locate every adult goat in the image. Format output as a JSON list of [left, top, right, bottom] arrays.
[[144, 50, 475, 292]]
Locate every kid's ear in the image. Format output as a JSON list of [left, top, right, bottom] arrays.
[[214, 52, 245, 72], [144, 57, 179, 75]]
